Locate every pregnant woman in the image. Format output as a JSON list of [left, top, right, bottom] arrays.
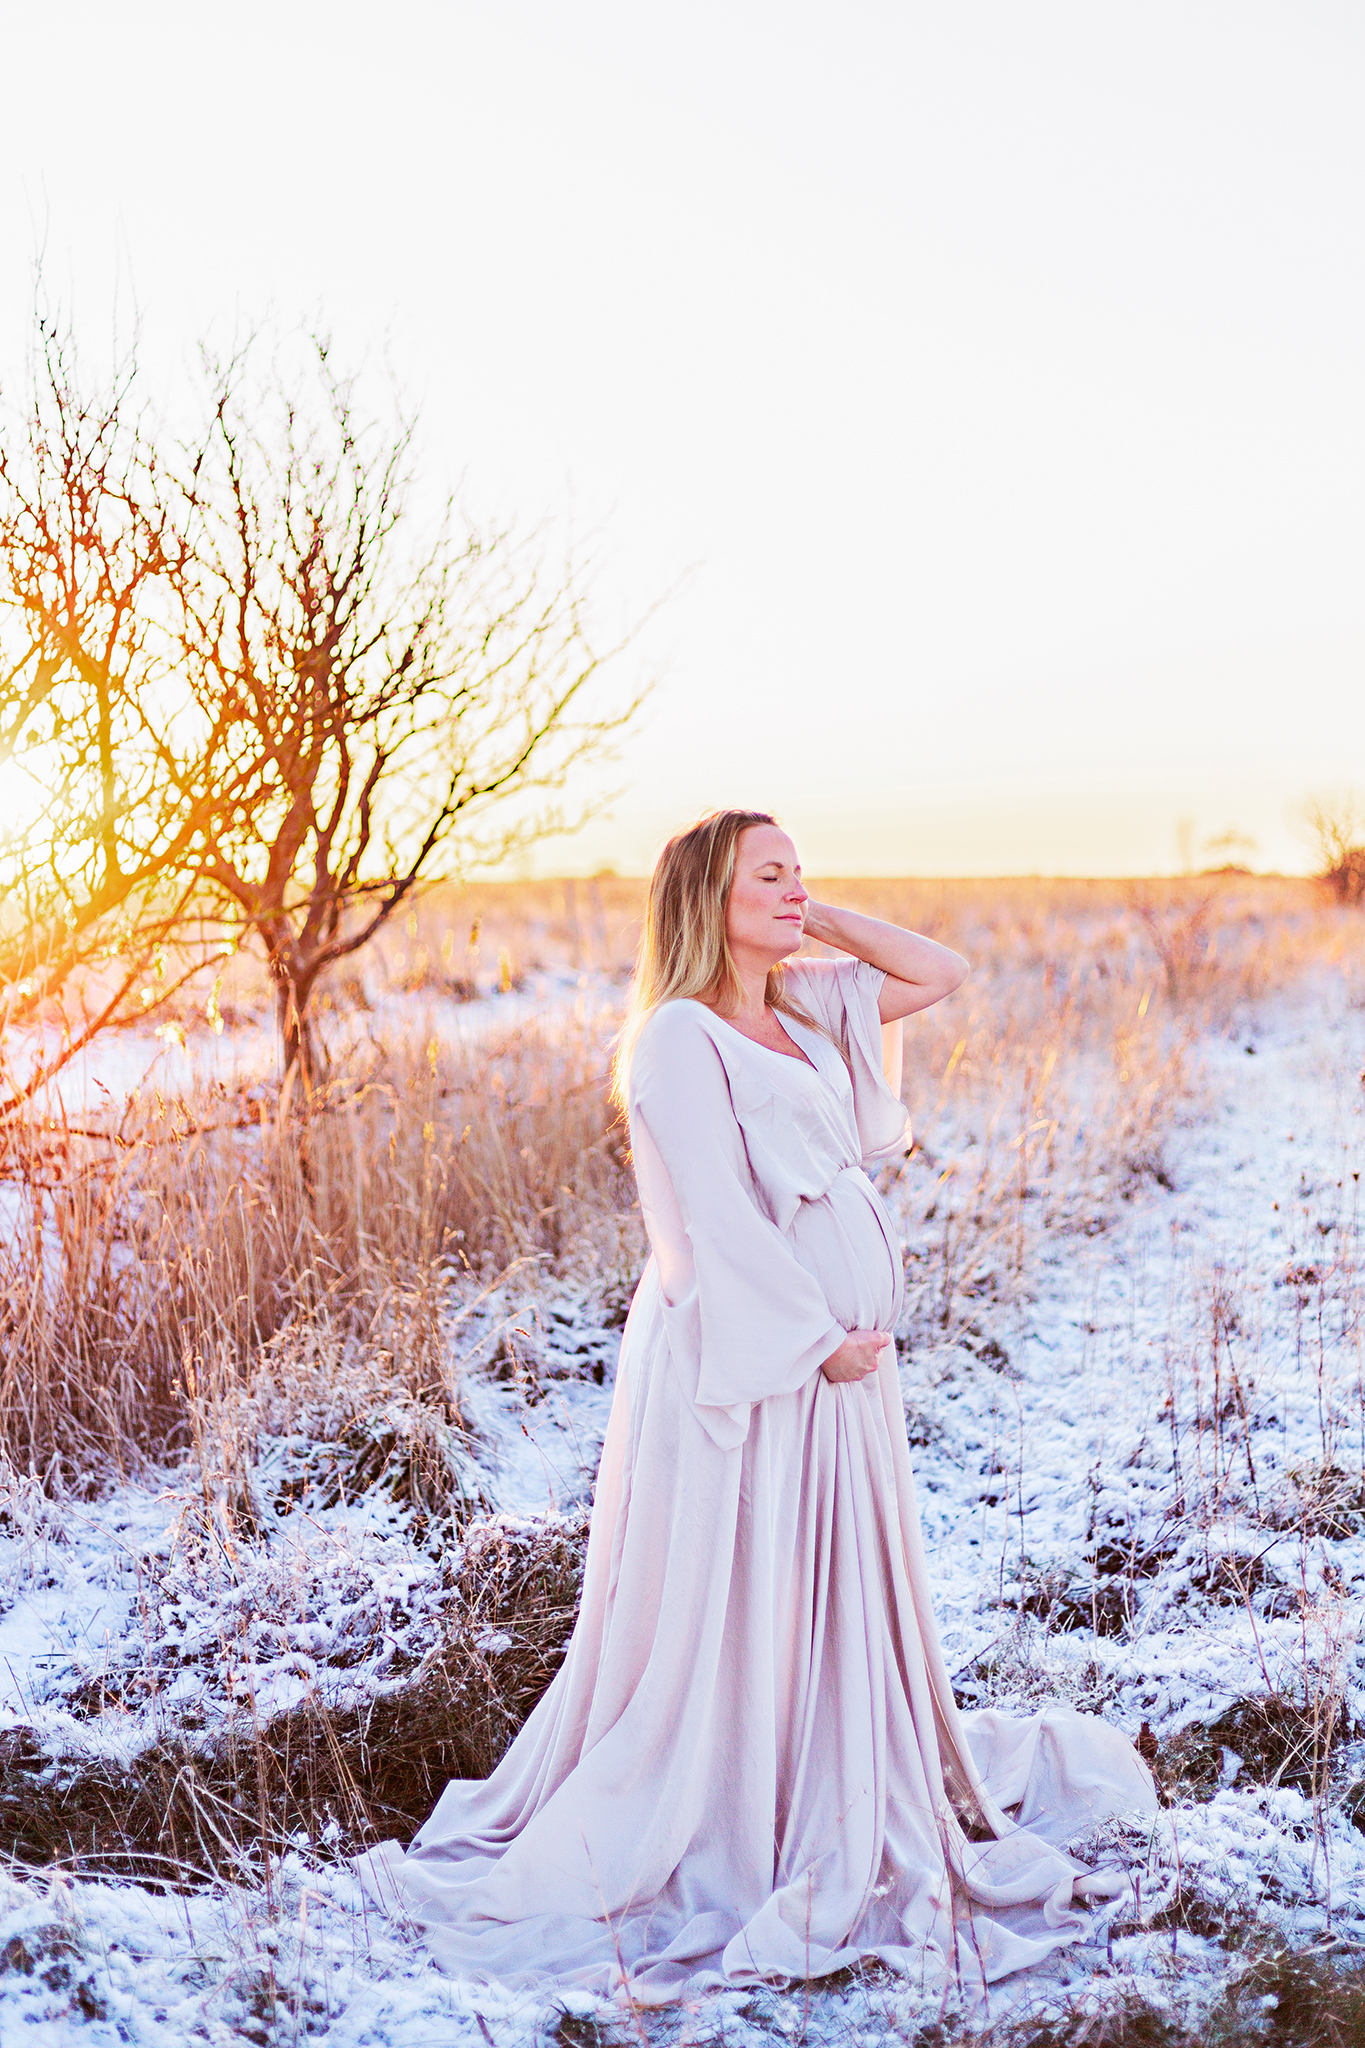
[[357, 809, 1156, 2001]]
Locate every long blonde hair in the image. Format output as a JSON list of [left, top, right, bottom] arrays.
[[610, 808, 827, 1108]]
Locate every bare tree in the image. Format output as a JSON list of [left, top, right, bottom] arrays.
[[0, 319, 238, 1122], [1301, 792, 1365, 906], [164, 337, 640, 1090], [0, 317, 643, 1120]]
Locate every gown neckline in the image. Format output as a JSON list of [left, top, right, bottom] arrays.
[[684, 1000, 821, 1074]]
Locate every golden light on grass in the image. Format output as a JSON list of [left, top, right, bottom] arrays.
[[0, 869, 1352, 1486]]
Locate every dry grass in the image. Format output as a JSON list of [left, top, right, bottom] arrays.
[[0, 1006, 634, 1487], [0, 1509, 589, 1885], [0, 870, 1354, 1512], [857, 876, 1358, 1350], [980, 1942, 1365, 2048], [186, 874, 648, 1024]]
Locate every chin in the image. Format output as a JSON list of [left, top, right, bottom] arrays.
[[772, 926, 805, 961]]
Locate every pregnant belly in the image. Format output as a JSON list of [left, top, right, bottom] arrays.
[[785, 1165, 901, 1335]]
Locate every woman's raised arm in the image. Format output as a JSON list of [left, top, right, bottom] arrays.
[[800, 902, 969, 1022]]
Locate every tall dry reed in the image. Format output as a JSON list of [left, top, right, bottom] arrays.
[[0, 1010, 632, 1487], [0, 873, 1354, 1493]]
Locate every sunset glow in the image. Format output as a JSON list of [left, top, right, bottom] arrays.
[[1, 2, 1362, 877]]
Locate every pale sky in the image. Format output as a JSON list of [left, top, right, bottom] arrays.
[[3, 1, 1363, 875]]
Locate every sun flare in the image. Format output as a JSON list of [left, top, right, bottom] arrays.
[[0, 753, 51, 842]]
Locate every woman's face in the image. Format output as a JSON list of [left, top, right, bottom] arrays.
[[725, 824, 808, 972]]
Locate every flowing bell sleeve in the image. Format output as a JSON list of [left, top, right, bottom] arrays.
[[785, 956, 911, 1164], [627, 1004, 848, 1450]]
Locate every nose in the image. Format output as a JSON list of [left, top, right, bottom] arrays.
[[787, 880, 808, 905]]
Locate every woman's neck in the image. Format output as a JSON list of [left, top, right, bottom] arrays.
[[725, 960, 773, 1026]]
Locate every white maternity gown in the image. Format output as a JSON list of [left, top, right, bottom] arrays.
[[357, 959, 1157, 2002]]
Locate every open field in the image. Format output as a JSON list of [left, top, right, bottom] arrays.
[[0, 874, 1363, 2045]]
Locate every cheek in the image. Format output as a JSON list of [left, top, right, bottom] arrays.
[[726, 884, 765, 937]]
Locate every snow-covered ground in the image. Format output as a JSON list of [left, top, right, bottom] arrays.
[[11, 968, 622, 1120], [0, 969, 1362, 2042]]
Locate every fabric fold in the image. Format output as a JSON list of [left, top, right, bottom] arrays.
[[784, 957, 912, 1164], [630, 1003, 847, 1445]]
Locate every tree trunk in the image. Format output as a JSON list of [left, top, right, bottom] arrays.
[[270, 958, 324, 1098]]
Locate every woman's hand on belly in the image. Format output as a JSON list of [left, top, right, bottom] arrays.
[[819, 1330, 891, 1384]]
